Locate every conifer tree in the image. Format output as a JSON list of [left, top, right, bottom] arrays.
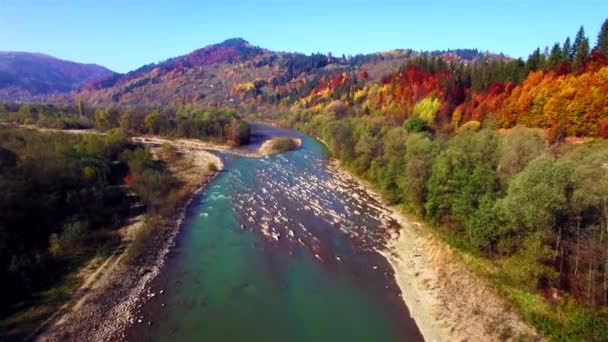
[[571, 26, 586, 59], [573, 37, 590, 70], [596, 19, 608, 54], [548, 43, 564, 69], [563, 37, 572, 60]]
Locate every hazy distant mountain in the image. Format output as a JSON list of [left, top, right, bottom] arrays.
[[0, 52, 116, 101]]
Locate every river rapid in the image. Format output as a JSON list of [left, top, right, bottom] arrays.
[[126, 123, 423, 341]]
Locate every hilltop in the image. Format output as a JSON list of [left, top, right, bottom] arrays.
[[72, 39, 502, 107]]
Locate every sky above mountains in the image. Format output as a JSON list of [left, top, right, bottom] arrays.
[[1, 0, 607, 73]]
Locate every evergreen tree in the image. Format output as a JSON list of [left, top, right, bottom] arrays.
[[573, 37, 590, 70], [526, 48, 543, 72], [571, 26, 586, 59], [563, 37, 572, 60], [548, 43, 564, 69], [597, 19, 608, 54]]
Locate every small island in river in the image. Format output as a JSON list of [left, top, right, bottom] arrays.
[[258, 136, 302, 155]]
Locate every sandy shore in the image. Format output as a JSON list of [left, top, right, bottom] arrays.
[[329, 161, 539, 342], [36, 139, 223, 342]]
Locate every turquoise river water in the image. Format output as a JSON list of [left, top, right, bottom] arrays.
[[126, 124, 423, 341]]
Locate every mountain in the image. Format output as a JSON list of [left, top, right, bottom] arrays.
[[0, 52, 116, 101], [66, 38, 503, 107]]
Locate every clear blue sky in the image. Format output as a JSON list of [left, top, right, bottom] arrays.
[[1, 0, 607, 73]]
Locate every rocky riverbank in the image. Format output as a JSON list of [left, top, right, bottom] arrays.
[[36, 140, 223, 342], [328, 161, 540, 342]]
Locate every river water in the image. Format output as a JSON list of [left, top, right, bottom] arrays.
[[126, 124, 423, 341]]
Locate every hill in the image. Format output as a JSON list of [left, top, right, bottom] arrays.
[[66, 38, 500, 107], [0, 52, 116, 101]]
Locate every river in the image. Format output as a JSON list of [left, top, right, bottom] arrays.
[[126, 124, 423, 341]]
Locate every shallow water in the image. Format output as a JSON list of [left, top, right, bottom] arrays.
[[127, 124, 423, 341]]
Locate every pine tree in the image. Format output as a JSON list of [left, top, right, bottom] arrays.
[[548, 43, 564, 69], [571, 26, 586, 59], [597, 19, 608, 54], [573, 37, 590, 70], [526, 48, 543, 72], [563, 37, 572, 60]]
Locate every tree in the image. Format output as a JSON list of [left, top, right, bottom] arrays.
[[77, 100, 85, 117], [399, 133, 439, 215], [499, 156, 574, 240], [548, 43, 564, 69], [596, 19, 608, 54], [413, 96, 441, 124], [497, 126, 545, 184], [527, 48, 544, 72], [94, 107, 120, 132], [144, 111, 165, 134], [563, 37, 573, 61], [573, 36, 590, 70], [572, 26, 586, 60]]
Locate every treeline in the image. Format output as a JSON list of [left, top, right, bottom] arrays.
[[0, 103, 251, 146], [0, 102, 91, 129], [0, 128, 179, 337], [287, 110, 608, 340], [285, 19, 608, 140]]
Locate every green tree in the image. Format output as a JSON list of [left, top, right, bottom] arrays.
[[548, 43, 564, 69], [571, 26, 586, 60], [526, 48, 544, 72], [563, 37, 572, 61], [497, 126, 546, 184], [573, 36, 590, 70], [425, 130, 500, 239], [403, 117, 428, 133], [499, 156, 574, 238], [597, 19, 608, 54], [398, 133, 440, 215], [94, 107, 120, 132], [144, 111, 165, 134]]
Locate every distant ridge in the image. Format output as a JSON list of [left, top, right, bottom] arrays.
[[0, 39, 505, 104], [0, 52, 116, 101]]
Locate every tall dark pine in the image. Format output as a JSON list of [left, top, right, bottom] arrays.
[[526, 48, 544, 72], [571, 26, 586, 59], [548, 43, 564, 69], [563, 37, 572, 60], [597, 19, 608, 54], [573, 37, 590, 70]]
